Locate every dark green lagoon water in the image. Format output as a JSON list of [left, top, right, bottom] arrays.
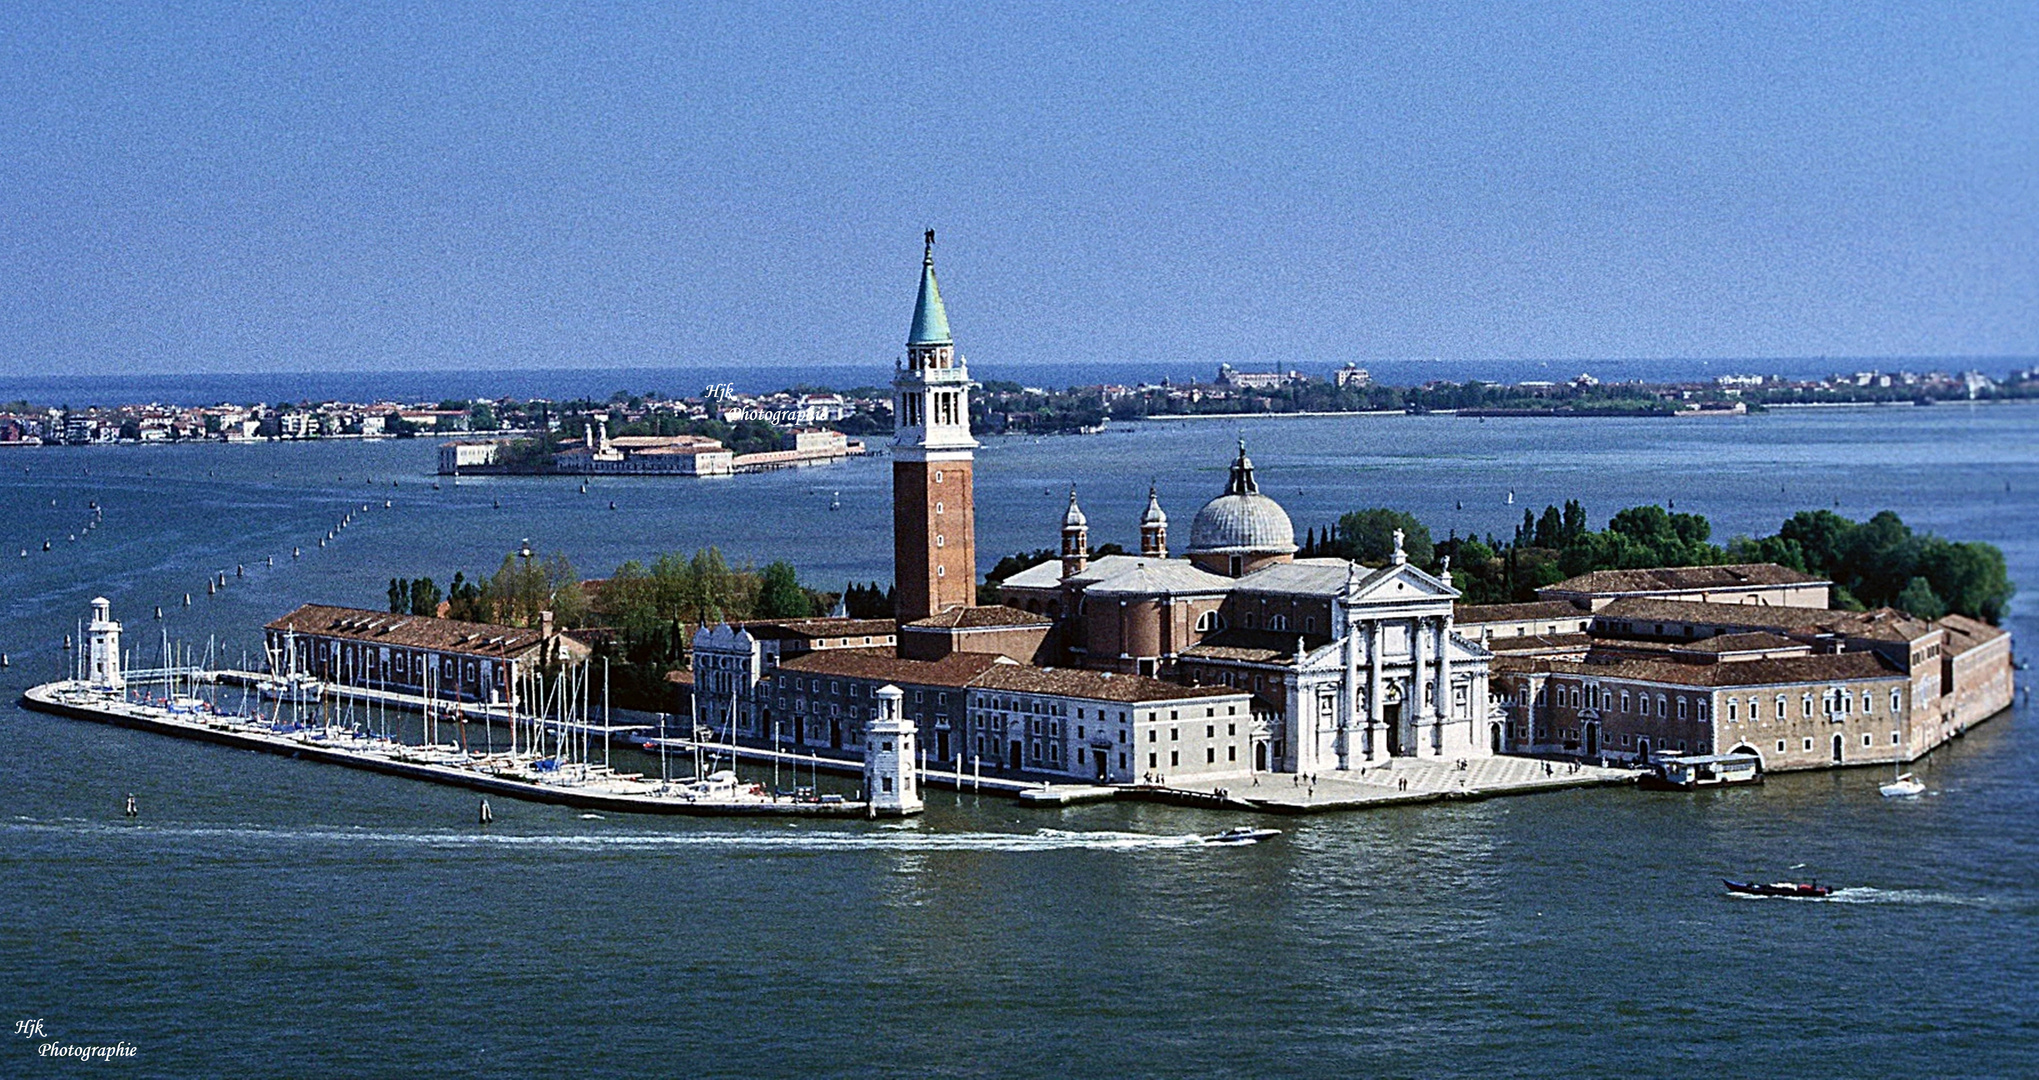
[[2, 403, 2035, 1077]]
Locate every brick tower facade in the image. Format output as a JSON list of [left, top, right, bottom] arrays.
[[893, 231, 979, 621]]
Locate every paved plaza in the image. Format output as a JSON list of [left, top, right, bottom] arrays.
[[1164, 755, 1641, 812]]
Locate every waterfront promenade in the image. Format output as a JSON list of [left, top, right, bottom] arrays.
[[1160, 755, 1640, 812]]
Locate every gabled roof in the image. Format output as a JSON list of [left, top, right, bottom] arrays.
[[1231, 558, 1356, 596], [774, 648, 1013, 688], [739, 617, 897, 641], [264, 604, 585, 659], [1346, 560, 1460, 603], [971, 665, 1247, 704], [903, 605, 1053, 630], [1495, 649, 1901, 688], [1936, 613, 2007, 654], [1000, 554, 1234, 596], [1455, 599, 1590, 624], [1180, 628, 1332, 664], [1596, 599, 1937, 644], [1082, 559, 1237, 597], [1543, 562, 1826, 596]]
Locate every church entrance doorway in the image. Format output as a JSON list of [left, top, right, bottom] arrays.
[[1254, 743, 1268, 771], [1009, 740, 1023, 770], [1584, 722, 1599, 758], [1491, 723, 1504, 754], [1093, 749, 1108, 782], [1385, 703, 1404, 756]]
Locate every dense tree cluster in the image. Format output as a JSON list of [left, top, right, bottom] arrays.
[[1727, 510, 2014, 622], [1415, 503, 2012, 623]]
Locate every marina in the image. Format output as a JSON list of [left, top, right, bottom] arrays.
[[22, 678, 877, 817]]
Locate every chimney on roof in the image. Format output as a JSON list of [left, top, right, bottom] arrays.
[[540, 610, 555, 641]]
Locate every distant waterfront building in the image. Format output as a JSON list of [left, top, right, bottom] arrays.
[[1214, 363, 1307, 390], [438, 439, 516, 474], [1333, 364, 1371, 388]]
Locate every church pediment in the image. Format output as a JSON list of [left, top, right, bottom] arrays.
[[1347, 563, 1460, 605]]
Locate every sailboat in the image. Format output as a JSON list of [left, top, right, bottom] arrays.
[[1880, 764, 1925, 798]]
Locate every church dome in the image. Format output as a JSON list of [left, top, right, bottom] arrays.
[[1186, 441, 1296, 555]]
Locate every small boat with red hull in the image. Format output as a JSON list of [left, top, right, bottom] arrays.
[[1724, 879, 1832, 899]]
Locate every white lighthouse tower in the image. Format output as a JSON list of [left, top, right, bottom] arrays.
[[86, 597, 124, 693], [863, 684, 923, 817]]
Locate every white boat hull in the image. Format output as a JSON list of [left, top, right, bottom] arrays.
[[1880, 774, 1925, 798]]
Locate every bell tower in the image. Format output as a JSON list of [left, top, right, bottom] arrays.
[[1061, 488, 1089, 578], [892, 230, 979, 621]]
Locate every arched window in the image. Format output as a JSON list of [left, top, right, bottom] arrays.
[[1268, 614, 1289, 632], [1194, 611, 1226, 633]]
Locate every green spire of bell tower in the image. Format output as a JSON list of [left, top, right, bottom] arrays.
[[908, 228, 953, 345]]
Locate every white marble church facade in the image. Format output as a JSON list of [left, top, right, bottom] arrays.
[[1286, 550, 1498, 773]]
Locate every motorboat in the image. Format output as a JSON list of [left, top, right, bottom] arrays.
[[1880, 772, 1926, 798], [1723, 879, 1832, 899], [1204, 826, 1282, 845]]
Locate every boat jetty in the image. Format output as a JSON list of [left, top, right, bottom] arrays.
[[21, 600, 924, 818]]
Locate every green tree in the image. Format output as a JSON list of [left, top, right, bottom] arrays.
[[756, 561, 812, 618], [482, 549, 586, 628], [1337, 509, 1433, 567], [388, 578, 406, 613], [1893, 576, 1947, 620], [408, 577, 442, 617], [1778, 510, 1855, 575], [1916, 538, 2015, 622]]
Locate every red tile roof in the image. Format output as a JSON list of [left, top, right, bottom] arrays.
[[264, 604, 587, 660], [1544, 562, 1826, 595], [903, 605, 1053, 629]]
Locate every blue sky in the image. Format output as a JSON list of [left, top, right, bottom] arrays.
[[1, 1, 2032, 377]]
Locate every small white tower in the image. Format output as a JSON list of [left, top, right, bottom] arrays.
[[863, 684, 923, 816], [86, 596, 123, 693]]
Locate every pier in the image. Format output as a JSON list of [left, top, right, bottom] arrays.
[[22, 680, 883, 818]]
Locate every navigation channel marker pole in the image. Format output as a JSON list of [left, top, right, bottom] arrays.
[[864, 684, 923, 817]]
